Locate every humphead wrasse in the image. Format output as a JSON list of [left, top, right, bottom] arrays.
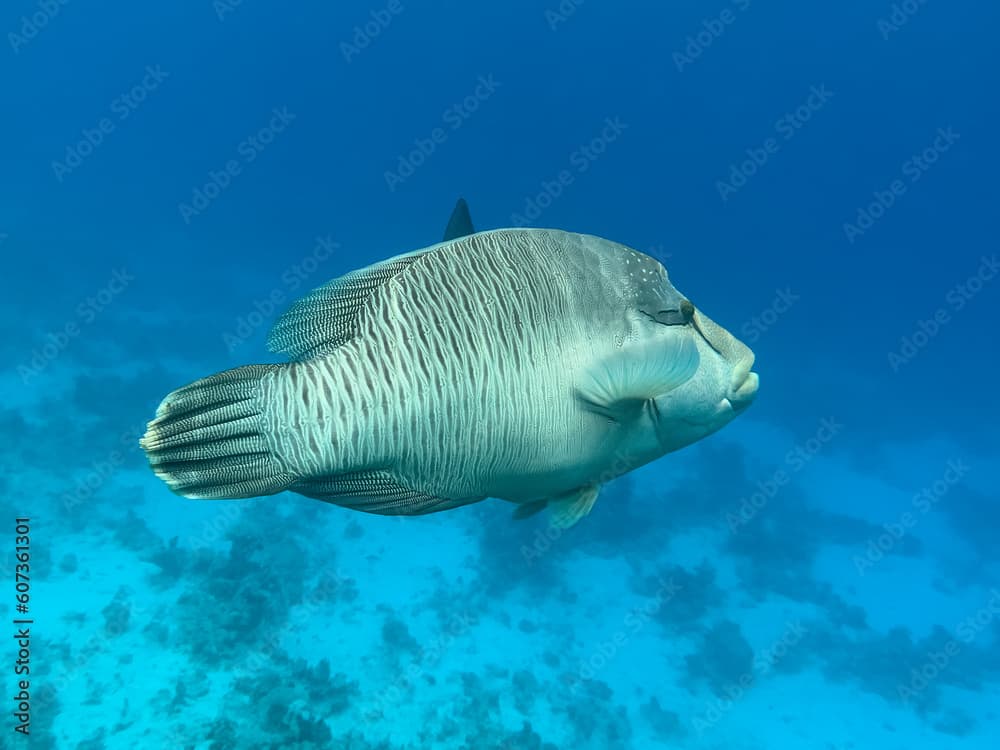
[[141, 201, 758, 527]]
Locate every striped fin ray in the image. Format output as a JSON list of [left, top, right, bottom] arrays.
[[140, 365, 294, 499], [267, 248, 431, 361], [291, 470, 480, 515]]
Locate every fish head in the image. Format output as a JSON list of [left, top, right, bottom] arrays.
[[638, 276, 759, 453], [566, 233, 758, 454]]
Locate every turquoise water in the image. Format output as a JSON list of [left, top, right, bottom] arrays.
[[2, 1, 999, 748]]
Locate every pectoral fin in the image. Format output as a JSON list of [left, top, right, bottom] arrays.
[[549, 484, 601, 529], [510, 485, 601, 528], [575, 331, 699, 421]]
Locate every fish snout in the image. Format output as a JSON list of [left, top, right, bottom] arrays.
[[728, 353, 759, 411], [690, 308, 758, 410]]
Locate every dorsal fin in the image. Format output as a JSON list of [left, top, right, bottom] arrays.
[[269, 198, 473, 361], [443, 198, 475, 241], [267, 248, 428, 361]]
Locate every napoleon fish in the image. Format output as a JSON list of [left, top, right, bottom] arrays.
[[141, 200, 759, 527]]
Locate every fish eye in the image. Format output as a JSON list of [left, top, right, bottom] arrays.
[[680, 299, 695, 322], [648, 300, 695, 327]]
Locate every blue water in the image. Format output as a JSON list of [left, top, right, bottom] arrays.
[[3, 1, 999, 748]]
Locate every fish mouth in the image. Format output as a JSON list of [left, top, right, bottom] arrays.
[[727, 354, 759, 412], [688, 309, 758, 412]]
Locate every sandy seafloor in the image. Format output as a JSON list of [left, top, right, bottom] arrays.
[[2, 287, 999, 750]]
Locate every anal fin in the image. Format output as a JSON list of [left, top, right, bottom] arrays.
[[292, 470, 479, 516]]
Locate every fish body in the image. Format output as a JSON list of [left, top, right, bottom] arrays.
[[142, 207, 758, 526]]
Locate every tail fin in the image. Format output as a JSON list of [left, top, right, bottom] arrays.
[[140, 364, 293, 499]]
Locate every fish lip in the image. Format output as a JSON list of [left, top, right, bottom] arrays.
[[727, 371, 759, 411], [728, 346, 758, 409], [730, 351, 755, 388]]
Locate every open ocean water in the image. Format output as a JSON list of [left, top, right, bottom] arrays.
[[2, 1, 999, 748]]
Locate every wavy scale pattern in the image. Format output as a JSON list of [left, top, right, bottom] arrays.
[[262, 230, 611, 503]]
